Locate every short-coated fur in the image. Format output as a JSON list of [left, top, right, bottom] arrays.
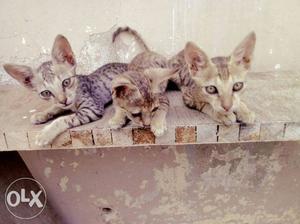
[[4, 35, 128, 146], [110, 27, 172, 136], [168, 32, 256, 125]]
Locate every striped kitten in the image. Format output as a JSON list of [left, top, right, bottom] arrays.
[[4, 35, 128, 146], [110, 27, 172, 136], [168, 32, 256, 125], [109, 68, 175, 137]]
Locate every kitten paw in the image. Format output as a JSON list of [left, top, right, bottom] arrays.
[[35, 126, 56, 146], [216, 112, 237, 126], [30, 112, 49, 124], [108, 118, 124, 129], [151, 120, 167, 137], [237, 110, 256, 124]]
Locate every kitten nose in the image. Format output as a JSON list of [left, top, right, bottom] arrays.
[[59, 98, 68, 105], [222, 105, 232, 112], [221, 98, 233, 112]]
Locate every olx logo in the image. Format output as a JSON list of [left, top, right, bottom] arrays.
[[5, 178, 47, 219]]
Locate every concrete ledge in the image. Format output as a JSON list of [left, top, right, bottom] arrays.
[[0, 71, 299, 151]]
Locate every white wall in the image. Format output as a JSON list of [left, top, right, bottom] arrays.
[[0, 0, 300, 82]]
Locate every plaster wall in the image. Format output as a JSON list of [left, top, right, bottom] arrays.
[[0, 0, 300, 83]]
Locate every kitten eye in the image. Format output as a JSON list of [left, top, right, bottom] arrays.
[[131, 112, 142, 118], [152, 107, 159, 112], [233, 82, 244, 91], [40, 90, 52, 98], [62, 78, 71, 88], [205, 85, 218, 94]]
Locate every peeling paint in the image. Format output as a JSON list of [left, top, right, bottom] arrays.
[[200, 147, 282, 191], [139, 180, 148, 189], [114, 190, 133, 207], [69, 161, 79, 170], [74, 184, 82, 192], [46, 158, 54, 164], [44, 167, 52, 178], [192, 208, 299, 224], [83, 148, 97, 155], [93, 197, 109, 207], [151, 150, 193, 216], [60, 161, 65, 167], [74, 149, 80, 156], [59, 176, 69, 192], [154, 150, 190, 195]]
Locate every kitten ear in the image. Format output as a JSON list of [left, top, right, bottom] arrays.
[[144, 68, 177, 93], [112, 77, 141, 100], [231, 31, 256, 70], [3, 64, 36, 89], [51, 35, 76, 66], [184, 42, 210, 76]]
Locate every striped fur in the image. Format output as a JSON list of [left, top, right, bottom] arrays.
[[3, 35, 128, 146], [110, 26, 172, 136], [109, 68, 174, 137], [168, 32, 257, 125]]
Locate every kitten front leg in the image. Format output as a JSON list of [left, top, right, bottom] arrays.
[[235, 101, 255, 124], [151, 95, 169, 137], [109, 106, 127, 129], [35, 106, 103, 146], [30, 105, 65, 124], [201, 103, 236, 126]]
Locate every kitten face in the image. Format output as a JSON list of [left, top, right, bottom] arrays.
[[112, 68, 174, 126], [184, 32, 256, 115], [36, 62, 77, 109], [3, 35, 78, 110]]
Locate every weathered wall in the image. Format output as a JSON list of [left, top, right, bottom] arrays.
[[2, 1, 300, 222], [20, 142, 300, 223], [1, 0, 300, 83]]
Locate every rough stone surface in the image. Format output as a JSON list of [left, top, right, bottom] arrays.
[[218, 124, 240, 143], [260, 123, 285, 141], [111, 128, 133, 146], [92, 129, 112, 146], [0, 70, 299, 150], [5, 131, 29, 150], [197, 124, 218, 143], [133, 128, 155, 144], [175, 126, 196, 143], [70, 130, 93, 147], [239, 123, 260, 141], [284, 122, 300, 140], [52, 131, 72, 148], [19, 141, 300, 224]]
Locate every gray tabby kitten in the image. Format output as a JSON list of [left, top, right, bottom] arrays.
[[109, 68, 176, 136], [110, 27, 173, 136], [168, 32, 256, 125], [4, 35, 128, 146]]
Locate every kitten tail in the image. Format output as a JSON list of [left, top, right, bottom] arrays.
[[112, 26, 150, 52]]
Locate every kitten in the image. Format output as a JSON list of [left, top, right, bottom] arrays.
[[3, 35, 128, 146], [168, 32, 256, 125], [111, 27, 173, 136], [108, 68, 176, 137]]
